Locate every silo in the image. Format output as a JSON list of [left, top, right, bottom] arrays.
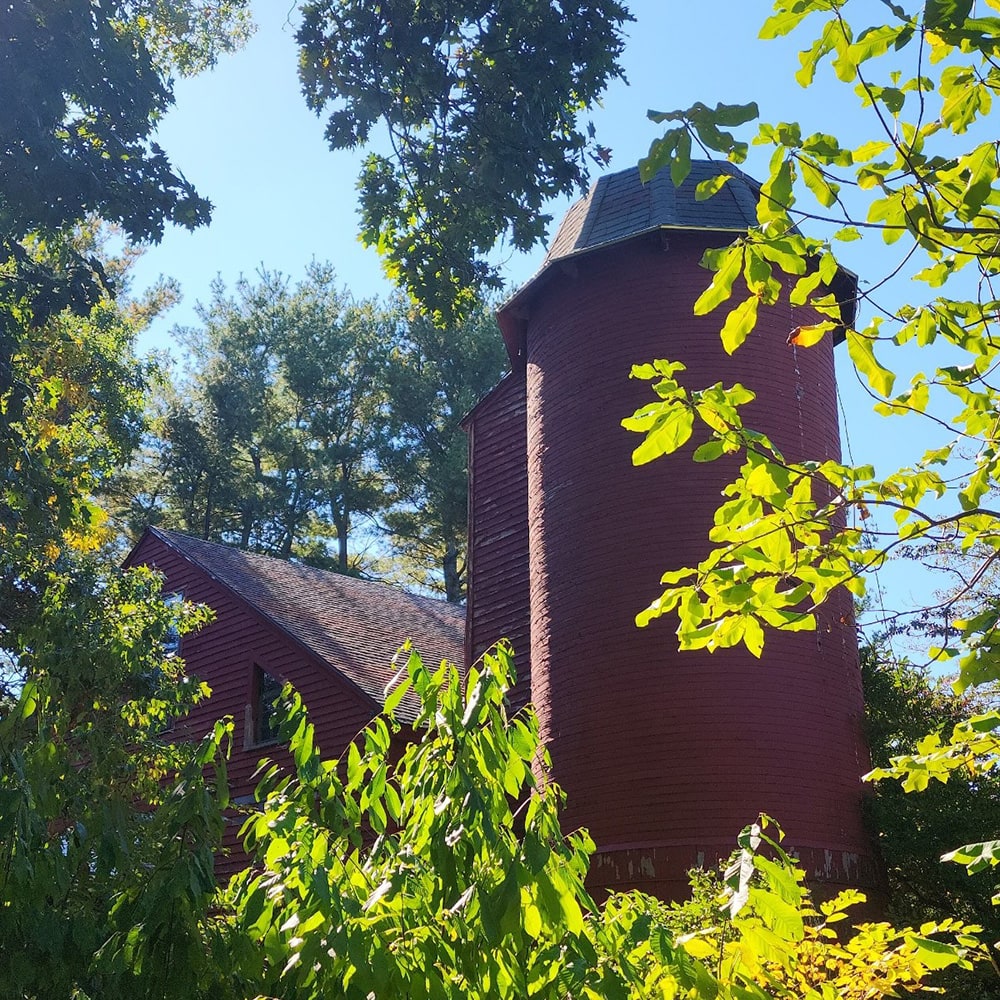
[[495, 162, 881, 901]]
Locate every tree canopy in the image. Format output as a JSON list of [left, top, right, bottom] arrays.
[[0, 0, 252, 603], [0, 5, 249, 994], [377, 303, 509, 600], [1, 1, 251, 325], [116, 267, 508, 598], [296, 0, 632, 321], [862, 648, 1000, 995]]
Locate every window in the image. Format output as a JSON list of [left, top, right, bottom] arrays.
[[254, 667, 283, 745], [162, 592, 183, 657]]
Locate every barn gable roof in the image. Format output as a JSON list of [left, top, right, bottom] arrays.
[[136, 528, 465, 720]]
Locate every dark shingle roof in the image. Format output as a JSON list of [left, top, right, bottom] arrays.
[[496, 161, 761, 359], [150, 528, 465, 720], [545, 161, 760, 264], [496, 160, 856, 358]]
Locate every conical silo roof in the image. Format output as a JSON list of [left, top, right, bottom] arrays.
[[545, 161, 760, 264], [498, 161, 761, 360], [497, 160, 855, 361]]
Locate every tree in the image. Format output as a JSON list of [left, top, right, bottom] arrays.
[[0, 232, 161, 654], [0, 563, 232, 999], [1, 6, 251, 995], [170, 268, 329, 557], [124, 266, 392, 569], [1, 0, 251, 326], [1, 0, 252, 595], [379, 302, 509, 601], [862, 648, 1000, 993], [296, 0, 632, 321], [126, 270, 509, 593], [278, 270, 394, 571], [618, 0, 1000, 665]]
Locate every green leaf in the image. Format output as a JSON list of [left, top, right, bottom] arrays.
[[908, 935, 965, 970], [629, 406, 696, 465], [720, 296, 760, 355], [383, 671, 412, 719], [640, 128, 680, 183], [742, 616, 765, 658], [796, 20, 841, 87], [759, 155, 795, 222], [942, 839, 1000, 872], [672, 129, 693, 187], [524, 901, 543, 938], [713, 101, 760, 126], [695, 173, 733, 201], [846, 329, 896, 396], [800, 158, 840, 207], [750, 887, 805, 940], [694, 247, 743, 315], [693, 440, 725, 462], [924, 0, 974, 29], [760, 7, 812, 38]]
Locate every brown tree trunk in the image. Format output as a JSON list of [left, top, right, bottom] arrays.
[[443, 539, 462, 603]]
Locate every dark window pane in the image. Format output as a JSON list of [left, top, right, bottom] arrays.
[[256, 669, 283, 744], [163, 593, 182, 657]]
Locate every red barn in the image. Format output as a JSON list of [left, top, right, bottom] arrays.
[[126, 527, 465, 873], [129, 161, 881, 903]]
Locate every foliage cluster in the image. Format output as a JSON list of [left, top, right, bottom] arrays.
[[0, 565, 230, 999], [863, 649, 1000, 993], [113, 265, 508, 600], [296, 0, 632, 321], [204, 646, 981, 999], [1, 0, 251, 326], [1, 7, 248, 995], [8, 626, 982, 998], [0, 1, 252, 620], [608, 0, 1000, 895]]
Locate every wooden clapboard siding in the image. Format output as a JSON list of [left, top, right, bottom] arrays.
[[464, 371, 531, 711]]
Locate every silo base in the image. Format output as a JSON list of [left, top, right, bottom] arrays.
[[587, 840, 887, 919]]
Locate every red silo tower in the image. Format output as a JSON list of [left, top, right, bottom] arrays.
[[467, 161, 881, 903]]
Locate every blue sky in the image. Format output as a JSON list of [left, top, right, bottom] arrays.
[[130, 2, 949, 638]]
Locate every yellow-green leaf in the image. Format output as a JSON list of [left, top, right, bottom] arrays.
[[720, 296, 760, 354]]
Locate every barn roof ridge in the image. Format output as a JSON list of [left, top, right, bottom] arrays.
[[143, 527, 465, 721]]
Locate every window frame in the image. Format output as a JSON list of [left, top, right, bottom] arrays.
[[162, 591, 183, 658], [246, 664, 284, 749]]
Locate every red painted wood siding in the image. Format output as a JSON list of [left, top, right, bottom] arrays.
[[465, 372, 532, 711], [516, 232, 879, 901], [128, 534, 380, 875]]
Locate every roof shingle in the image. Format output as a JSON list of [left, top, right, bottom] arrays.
[[496, 160, 856, 357], [150, 529, 465, 720], [545, 161, 760, 264]]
